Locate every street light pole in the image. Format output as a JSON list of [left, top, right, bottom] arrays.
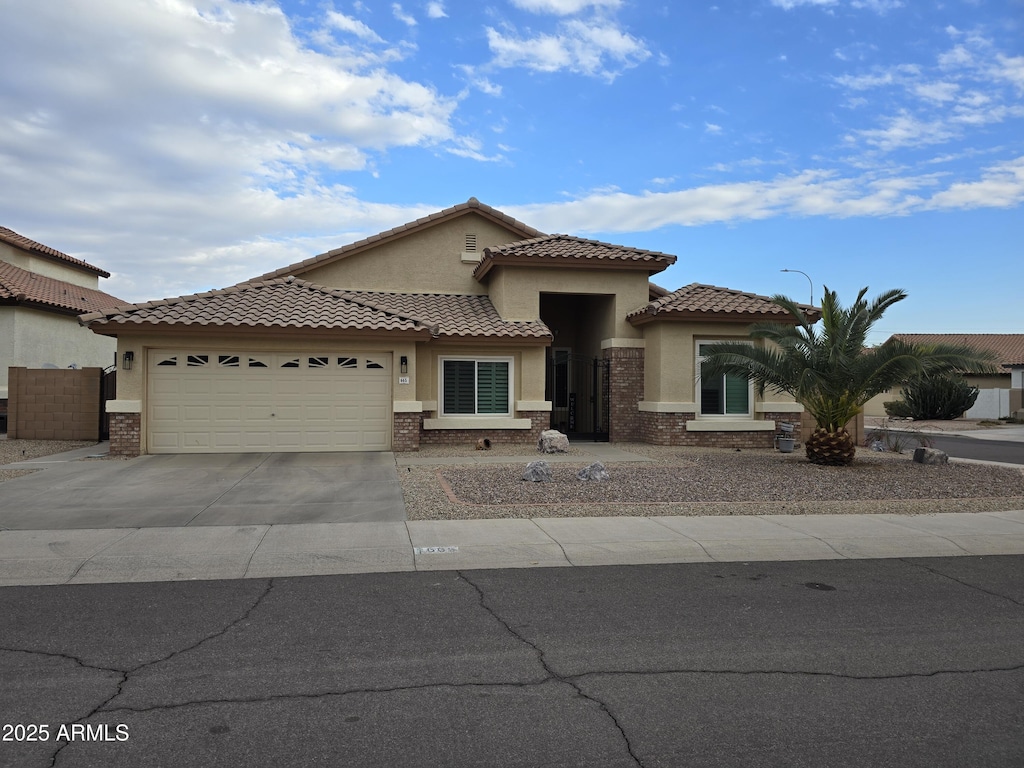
[[781, 269, 813, 306]]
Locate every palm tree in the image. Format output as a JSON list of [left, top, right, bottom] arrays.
[[699, 287, 997, 466]]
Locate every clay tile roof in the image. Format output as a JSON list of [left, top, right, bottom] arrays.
[[0, 225, 111, 278], [338, 290, 552, 341], [79, 278, 552, 342], [0, 260, 124, 315], [255, 198, 545, 282], [627, 282, 820, 325], [474, 234, 676, 280], [888, 334, 1024, 368]]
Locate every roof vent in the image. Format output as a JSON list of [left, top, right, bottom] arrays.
[[464, 233, 477, 252]]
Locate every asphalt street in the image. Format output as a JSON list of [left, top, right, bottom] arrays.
[[925, 435, 1024, 465], [2, 556, 1023, 768]]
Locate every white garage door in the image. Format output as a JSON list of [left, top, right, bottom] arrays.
[[148, 351, 392, 453]]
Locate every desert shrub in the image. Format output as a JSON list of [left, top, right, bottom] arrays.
[[883, 400, 914, 418], [895, 375, 979, 420]]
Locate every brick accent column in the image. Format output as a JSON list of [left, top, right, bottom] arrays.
[[392, 412, 422, 452], [605, 347, 643, 442], [109, 413, 142, 457]]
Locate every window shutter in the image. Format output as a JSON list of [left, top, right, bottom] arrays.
[[443, 361, 476, 414], [476, 362, 509, 414], [724, 374, 749, 414]]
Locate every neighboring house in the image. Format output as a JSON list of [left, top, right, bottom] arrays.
[[863, 333, 1024, 419], [0, 226, 124, 428], [81, 198, 817, 456]]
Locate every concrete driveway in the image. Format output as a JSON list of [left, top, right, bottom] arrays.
[[0, 451, 406, 530]]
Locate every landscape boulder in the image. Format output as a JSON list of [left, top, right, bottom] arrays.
[[913, 447, 949, 465], [537, 429, 570, 454], [522, 460, 553, 482], [576, 462, 610, 481]]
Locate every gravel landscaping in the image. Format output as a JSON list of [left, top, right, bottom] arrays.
[[400, 445, 1024, 520], [0, 438, 98, 483]]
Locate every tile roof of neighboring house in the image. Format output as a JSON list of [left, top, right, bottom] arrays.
[[256, 197, 545, 282], [889, 334, 1024, 368], [0, 225, 111, 278], [80, 277, 552, 342], [0, 260, 124, 315], [474, 234, 676, 280], [627, 282, 820, 325]]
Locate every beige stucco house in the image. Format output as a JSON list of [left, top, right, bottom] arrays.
[[81, 199, 814, 456], [863, 334, 1024, 419], [1, 226, 123, 429]]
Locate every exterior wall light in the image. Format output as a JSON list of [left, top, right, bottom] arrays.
[[122, 351, 134, 371], [400, 355, 408, 374]]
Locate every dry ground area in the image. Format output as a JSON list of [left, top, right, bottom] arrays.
[[401, 444, 1024, 521], [0, 438, 97, 483]]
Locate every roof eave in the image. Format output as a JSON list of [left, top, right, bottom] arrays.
[[474, 255, 674, 282], [81, 321, 436, 340]]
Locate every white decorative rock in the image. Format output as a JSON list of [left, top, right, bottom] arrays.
[[538, 429, 570, 454]]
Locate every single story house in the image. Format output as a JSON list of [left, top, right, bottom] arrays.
[[863, 334, 1024, 419], [1, 226, 124, 429], [81, 198, 817, 456]]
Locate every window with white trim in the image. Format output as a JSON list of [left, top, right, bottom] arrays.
[[697, 342, 752, 416], [440, 357, 512, 416]]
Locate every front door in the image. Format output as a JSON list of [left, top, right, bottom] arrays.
[[546, 350, 608, 440]]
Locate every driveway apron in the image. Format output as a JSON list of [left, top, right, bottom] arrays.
[[0, 452, 406, 530]]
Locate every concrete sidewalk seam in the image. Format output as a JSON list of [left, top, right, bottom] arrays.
[[242, 525, 273, 579], [647, 517, 721, 563], [62, 528, 140, 585]]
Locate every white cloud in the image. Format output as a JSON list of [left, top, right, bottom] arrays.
[[772, 0, 901, 11], [0, 0, 467, 298], [770, 0, 837, 9], [913, 81, 959, 103], [325, 10, 384, 43], [994, 54, 1024, 91], [704, 122, 723, 134], [925, 156, 1024, 210], [849, 112, 956, 151], [425, 2, 447, 19], [509, 0, 622, 15], [835, 32, 1024, 155], [850, 0, 902, 12], [486, 19, 650, 79], [392, 4, 417, 27], [507, 156, 1024, 232]]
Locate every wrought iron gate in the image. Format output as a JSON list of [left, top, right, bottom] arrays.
[[545, 351, 609, 440], [100, 366, 117, 440]]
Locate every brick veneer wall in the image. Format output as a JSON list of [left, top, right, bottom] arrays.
[[109, 413, 142, 457], [605, 347, 643, 442], [639, 410, 805, 449], [7, 367, 102, 440], [416, 411, 549, 449]]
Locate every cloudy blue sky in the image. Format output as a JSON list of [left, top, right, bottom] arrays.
[[2, 0, 1022, 343]]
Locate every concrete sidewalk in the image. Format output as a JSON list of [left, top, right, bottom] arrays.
[[2, 510, 1023, 587]]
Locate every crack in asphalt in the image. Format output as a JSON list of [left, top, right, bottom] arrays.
[[900, 558, 1024, 608], [567, 662, 1024, 683], [98, 679, 556, 716], [457, 570, 646, 768], [42, 579, 276, 767]]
